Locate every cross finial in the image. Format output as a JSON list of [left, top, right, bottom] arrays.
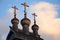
[[21, 2, 29, 18], [12, 6, 18, 18], [32, 13, 37, 24]]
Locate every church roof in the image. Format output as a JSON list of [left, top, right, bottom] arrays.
[[6, 2, 44, 40]]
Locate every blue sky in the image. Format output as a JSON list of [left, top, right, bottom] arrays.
[[0, 0, 60, 18], [0, 0, 60, 40]]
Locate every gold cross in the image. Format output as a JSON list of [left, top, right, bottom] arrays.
[[32, 13, 37, 24], [21, 2, 29, 18], [12, 6, 18, 18]]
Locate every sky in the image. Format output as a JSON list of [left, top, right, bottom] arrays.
[[0, 0, 60, 40]]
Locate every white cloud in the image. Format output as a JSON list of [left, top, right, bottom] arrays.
[[30, 2, 60, 40], [0, 7, 22, 40], [0, 34, 3, 40]]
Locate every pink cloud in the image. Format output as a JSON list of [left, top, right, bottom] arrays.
[[30, 2, 60, 40]]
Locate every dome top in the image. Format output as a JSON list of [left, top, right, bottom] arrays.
[[11, 6, 19, 24], [32, 13, 39, 31], [21, 18, 31, 26], [21, 2, 31, 26]]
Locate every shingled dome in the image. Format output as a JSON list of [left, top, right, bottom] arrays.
[[32, 24, 39, 31], [11, 17, 19, 24], [21, 18, 31, 26]]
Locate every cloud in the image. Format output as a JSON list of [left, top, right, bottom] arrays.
[[0, 8, 15, 40], [0, 7, 22, 40], [0, 34, 3, 40], [0, 8, 14, 33], [30, 2, 60, 40]]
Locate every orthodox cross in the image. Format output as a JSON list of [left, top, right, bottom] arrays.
[[21, 2, 29, 18], [12, 6, 18, 18], [32, 13, 37, 24]]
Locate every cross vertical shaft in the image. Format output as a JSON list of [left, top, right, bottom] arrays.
[[12, 6, 18, 18], [21, 2, 29, 18], [32, 13, 37, 24]]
